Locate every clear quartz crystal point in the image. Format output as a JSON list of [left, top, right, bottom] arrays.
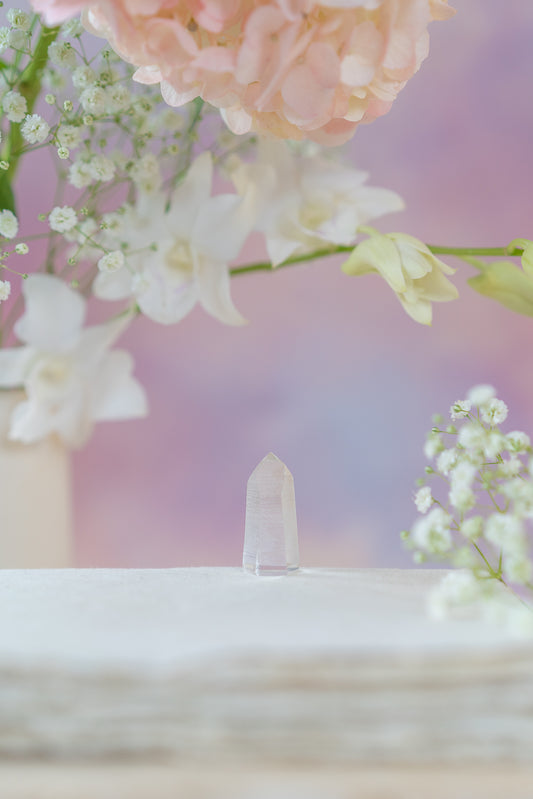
[[243, 452, 299, 576]]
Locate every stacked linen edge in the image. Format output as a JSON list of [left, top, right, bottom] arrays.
[[0, 648, 532, 764]]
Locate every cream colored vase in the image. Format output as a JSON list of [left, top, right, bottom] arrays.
[[0, 390, 73, 568]]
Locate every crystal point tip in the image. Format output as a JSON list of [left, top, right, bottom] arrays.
[[259, 451, 282, 465]]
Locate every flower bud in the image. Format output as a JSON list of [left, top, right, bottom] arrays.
[[342, 232, 458, 325], [468, 261, 533, 317]]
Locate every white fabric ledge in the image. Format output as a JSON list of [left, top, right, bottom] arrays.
[[0, 567, 523, 668], [0, 567, 532, 766]]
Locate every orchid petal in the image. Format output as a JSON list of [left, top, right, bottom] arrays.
[[136, 269, 198, 324], [343, 235, 406, 293], [416, 268, 459, 302], [76, 315, 132, 369], [394, 239, 433, 280], [469, 261, 533, 317], [90, 350, 148, 422], [195, 256, 247, 326], [93, 268, 134, 301], [15, 275, 85, 354], [397, 294, 433, 326], [266, 235, 301, 267], [0, 347, 34, 388], [8, 399, 55, 444], [8, 387, 90, 448], [168, 152, 213, 239], [390, 232, 455, 275], [193, 193, 254, 263], [307, 205, 359, 246], [354, 187, 406, 221]]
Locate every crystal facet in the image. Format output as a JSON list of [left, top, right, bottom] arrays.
[[243, 452, 299, 575]]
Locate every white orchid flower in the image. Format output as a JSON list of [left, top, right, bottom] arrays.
[[229, 140, 404, 266], [342, 230, 458, 324], [0, 274, 147, 447], [94, 152, 254, 325]]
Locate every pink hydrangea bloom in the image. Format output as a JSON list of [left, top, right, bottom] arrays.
[[33, 0, 455, 145]]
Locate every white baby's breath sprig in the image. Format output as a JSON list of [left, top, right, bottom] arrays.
[[97, 250, 125, 274], [20, 113, 50, 144], [0, 279, 11, 302], [2, 90, 27, 122], [49, 205, 77, 233], [403, 385, 533, 633], [0, 7, 204, 332], [450, 399, 471, 420], [0, 210, 18, 239], [7, 9, 31, 32]]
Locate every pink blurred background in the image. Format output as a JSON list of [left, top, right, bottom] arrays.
[[14, 1, 533, 567]]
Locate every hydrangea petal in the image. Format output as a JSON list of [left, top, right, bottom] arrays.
[[160, 81, 200, 107], [31, 0, 87, 24], [34, 0, 454, 145]]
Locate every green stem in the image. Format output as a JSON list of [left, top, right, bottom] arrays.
[[230, 244, 524, 278], [428, 245, 522, 257], [230, 246, 350, 277], [470, 542, 531, 610], [472, 542, 498, 577], [487, 489, 504, 513], [0, 23, 60, 212]]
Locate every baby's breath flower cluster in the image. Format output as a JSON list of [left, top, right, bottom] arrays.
[[403, 385, 533, 633], [0, 8, 253, 336]]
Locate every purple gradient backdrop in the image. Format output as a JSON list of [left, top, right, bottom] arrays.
[[37, 2, 533, 566]]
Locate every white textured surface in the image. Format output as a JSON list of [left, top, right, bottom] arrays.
[[0, 567, 523, 670]]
